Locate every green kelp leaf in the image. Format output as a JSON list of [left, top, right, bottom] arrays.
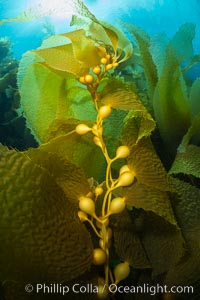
[[101, 78, 156, 146], [150, 33, 169, 77], [124, 23, 158, 100], [189, 77, 200, 117], [183, 53, 200, 76], [101, 23, 119, 52], [170, 23, 195, 63], [45, 118, 81, 140], [103, 89, 141, 111], [34, 28, 104, 77], [178, 112, 200, 152], [40, 34, 71, 49], [20, 62, 96, 143], [71, 15, 132, 63], [34, 43, 86, 76], [169, 177, 200, 236], [17, 51, 43, 90], [20, 64, 66, 143], [61, 29, 105, 70], [100, 78, 144, 111], [165, 178, 200, 286], [153, 46, 191, 154], [98, 77, 133, 96], [100, 21, 133, 61], [45, 117, 93, 141], [123, 138, 170, 191], [26, 148, 90, 203], [165, 240, 200, 288], [0, 145, 93, 282], [124, 182, 177, 226], [71, 15, 113, 49], [139, 212, 185, 277], [72, 0, 98, 22], [17, 35, 75, 90], [104, 109, 127, 160], [39, 132, 105, 180], [112, 210, 150, 269], [169, 144, 200, 178], [20, 63, 64, 143], [62, 79, 96, 121], [122, 109, 156, 145], [26, 27, 102, 77]]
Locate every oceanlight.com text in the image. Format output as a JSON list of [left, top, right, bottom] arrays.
[[108, 283, 194, 295], [25, 283, 194, 296]]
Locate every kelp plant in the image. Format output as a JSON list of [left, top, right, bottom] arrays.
[[0, 1, 200, 300]]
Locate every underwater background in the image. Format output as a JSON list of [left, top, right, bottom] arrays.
[[0, 1, 200, 300], [0, 0, 200, 149]]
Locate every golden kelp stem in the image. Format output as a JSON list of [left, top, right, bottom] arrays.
[[76, 52, 133, 298]]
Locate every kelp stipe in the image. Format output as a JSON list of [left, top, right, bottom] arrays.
[[74, 54, 135, 294]]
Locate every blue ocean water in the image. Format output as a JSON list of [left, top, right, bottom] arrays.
[[0, 0, 200, 58]]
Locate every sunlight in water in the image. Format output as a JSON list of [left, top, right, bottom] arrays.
[[26, 0, 76, 20]]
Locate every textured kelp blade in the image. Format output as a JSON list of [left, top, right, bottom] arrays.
[[150, 33, 169, 77], [26, 147, 90, 203], [165, 240, 200, 288], [40, 132, 105, 180], [17, 35, 75, 90], [170, 178, 200, 237], [124, 23, 158, 99], [170, 23, 195, 63], [45, 117, 93, 141], [100, 78, 144, 111], [58, 80, 96, 121], [100, 23, 119, 51], [40, 34, 72, 49], [140, 212, 185, 276], [17, 51, 43, 90], [34, 43, 87, 76], [122, 110, 156, 145], [61, 29, 104, 70], [150, 23, 195, 79], [165, 178, 200, 286], [189, 77, 200, 117], [70, 15, 113, 48], [72, 0, 98, 21], [100, 21, 133, 60], [169, 144, 200, 179], [71, 16, 132, 62], [20, 62, 65, 143], [153, 47, 191, 153], [178, 112, 200, 152], [124, 182, 177, 227], [113, 211, 150, 269], [0, 145, 93, 282], [103, 109, 127, 161], [103, 89, 142, 111], [20, 62, 96, 143], [122, 133, 169, 191]]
